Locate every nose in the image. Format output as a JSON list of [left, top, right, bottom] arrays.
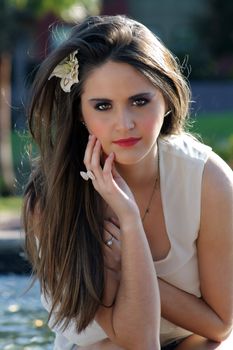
[[115, 108, 135, 131]]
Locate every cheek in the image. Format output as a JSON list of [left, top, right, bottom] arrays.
[[143, 118, 155, 131], [81, 103, 106, 137], [87, 122, 110, 156], [141, 115, 163, 134], [141, 99, 166, 133], [86, 120, 108, 140]]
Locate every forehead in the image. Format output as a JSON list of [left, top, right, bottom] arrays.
[[82, 60, 156, 97]]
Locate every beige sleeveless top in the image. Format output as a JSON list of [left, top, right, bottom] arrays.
[[41, 134, 211, 348]]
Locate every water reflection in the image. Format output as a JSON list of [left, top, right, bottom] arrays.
[[0, 275, 54, 349]]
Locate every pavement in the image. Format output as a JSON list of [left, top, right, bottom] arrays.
[[0, 212, 31, 274]]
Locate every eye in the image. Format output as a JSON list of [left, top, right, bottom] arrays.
[[94, 102, 112, 111], [132, 97, 149, 107]]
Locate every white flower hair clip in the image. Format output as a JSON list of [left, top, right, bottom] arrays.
[[49, 50, 79, 93]]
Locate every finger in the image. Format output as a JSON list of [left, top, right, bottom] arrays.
[[104, 220, 121, 240], [109, 216, 120, 229], [103, 229, 120, 250], [112, 162, 120, 178], [103, 152, 116, 189], [90, 139, 103, 178], [104, 235, 115, 249], [103, 155, 125, 190], [83, 134, 96, 169], [102, 152, 115, 182], [102, 229, 121, 269], [111, 161, 124, 183]]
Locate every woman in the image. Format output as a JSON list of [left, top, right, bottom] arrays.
[[23, 15, 233, 349]]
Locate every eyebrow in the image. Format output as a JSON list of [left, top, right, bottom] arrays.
[[88, 92, 155, 102]]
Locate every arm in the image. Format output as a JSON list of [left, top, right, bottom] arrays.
[[158, 152, 233, 342], [84, 136, 160, 350], [96, 217, 160, 350]]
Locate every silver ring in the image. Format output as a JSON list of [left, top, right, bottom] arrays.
[[80, 170, 95, 181], [87, 170, 95, 181], [105, 235, 114, 247]]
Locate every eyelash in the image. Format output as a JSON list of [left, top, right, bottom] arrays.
[[132, 98, 149, 106], [94, 98, 149, 111], [95, 102, 111, 111]]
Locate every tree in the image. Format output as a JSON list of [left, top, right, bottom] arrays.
[[195, 0, 233, 78], [0, 1, 19, 195], [0, 0, 100, 195]]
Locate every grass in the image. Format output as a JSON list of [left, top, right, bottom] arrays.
[[0, 196, 22, 214], [189, 112, 233, 166], [11, 131, 33, 195], [190, 112, 233, 141]]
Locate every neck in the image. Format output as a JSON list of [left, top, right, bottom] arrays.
[[115, 143, 159, 190]]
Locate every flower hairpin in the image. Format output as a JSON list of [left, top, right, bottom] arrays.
[[49, 50, 79, 93]]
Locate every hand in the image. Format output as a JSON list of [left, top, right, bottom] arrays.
[[83, 135, 140, 223], [98, 218, 121, 308], [103, 218, 121, 275]]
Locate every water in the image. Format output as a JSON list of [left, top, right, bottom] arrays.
[[0, 275, 54, 350]]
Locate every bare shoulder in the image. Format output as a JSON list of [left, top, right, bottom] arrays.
[[198, 152, 233, 330], [202, 151, 233, 202], [199, 151, 233, 242]]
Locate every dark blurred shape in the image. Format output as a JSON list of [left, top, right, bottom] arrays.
[[101, 0, 233, 80], [194, 0, 233, 79], [101, 0, 128, 15], [191, 81, 233, 113]]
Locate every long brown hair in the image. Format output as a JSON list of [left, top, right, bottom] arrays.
[[23, 15, 190, 332]]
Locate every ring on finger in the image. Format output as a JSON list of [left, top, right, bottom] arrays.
[[80, 170, 95, 181], [87, 170, 95, 180], [105, 235, 114, 247]]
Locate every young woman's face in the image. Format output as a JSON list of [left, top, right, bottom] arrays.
[[81, 61, 167, 165]]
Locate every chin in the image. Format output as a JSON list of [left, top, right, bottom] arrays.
[[114, 153, 145, 165]]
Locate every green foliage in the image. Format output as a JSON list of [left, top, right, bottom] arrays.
[[8, 0, 100, 17], [0, 0, 22, 52], [0, 196, 22, 213], [0, 0, 100, 52], [0, 131, 33, 196], [11, 130, 36, 195], [0, 176, 7, 196], [216, 135, 233, 166], [191, 112, 233, 140], [191, 112, 233, 167]]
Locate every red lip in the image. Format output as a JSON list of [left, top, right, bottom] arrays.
[[112, 137, 141, 147]]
